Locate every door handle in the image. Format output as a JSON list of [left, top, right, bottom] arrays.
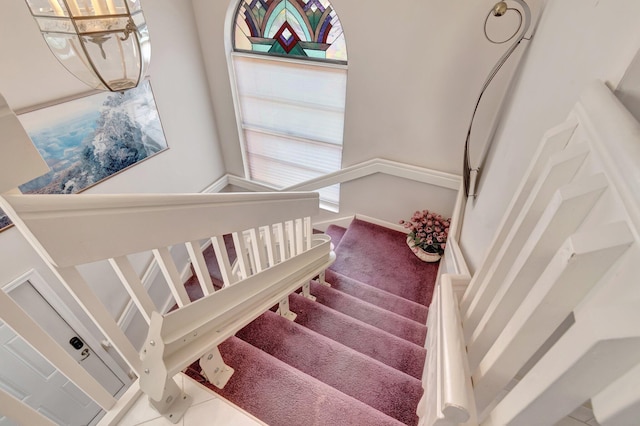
[[80, 348, 90, 361]]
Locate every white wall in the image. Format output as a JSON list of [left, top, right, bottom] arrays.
[[459, 0, 640, 272], [0, 1, 225, 362], [206, 0, 545, 174], [191, 0, 532, 223]]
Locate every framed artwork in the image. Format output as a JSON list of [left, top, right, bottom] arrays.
[[0, 81, 168, 232], [0, 209, 9, 231]]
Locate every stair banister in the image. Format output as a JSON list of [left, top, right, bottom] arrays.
[[2, 192, 319, 267], [140, 236, 334, 400], [0, 190, 335, 424], [422, 81, 640, 425]]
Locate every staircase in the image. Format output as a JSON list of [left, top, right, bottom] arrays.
[[183, 218, 439, 425]]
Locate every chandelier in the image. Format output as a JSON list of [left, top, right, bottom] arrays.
[[24, 0, 151, 92]]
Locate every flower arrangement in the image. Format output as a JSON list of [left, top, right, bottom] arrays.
[[400, 210, 451, 255]]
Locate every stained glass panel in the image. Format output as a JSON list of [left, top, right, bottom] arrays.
[[234, 0, 347, 62]]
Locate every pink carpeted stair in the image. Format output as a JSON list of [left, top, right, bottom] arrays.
[[183, 218, 437, 425]]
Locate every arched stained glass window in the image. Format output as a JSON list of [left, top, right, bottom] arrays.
[[231, 0, 347, 210], [234, 0, 347, 62]]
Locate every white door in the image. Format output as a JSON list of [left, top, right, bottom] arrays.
[[0, 281, 125, 426]]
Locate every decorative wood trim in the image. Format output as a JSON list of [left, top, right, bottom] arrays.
[[227, 158, 462, 194], [201, 175, 230, 194]]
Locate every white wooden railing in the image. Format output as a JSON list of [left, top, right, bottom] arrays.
[[422, 81, 640, 425], [0, 191, 335, 424]]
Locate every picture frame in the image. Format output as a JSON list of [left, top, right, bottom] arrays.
[[0, 80, 168, 232]]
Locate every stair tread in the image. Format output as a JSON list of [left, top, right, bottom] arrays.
[[310, 280, 427, 346], [289, 292, 426, 380], [187, 336, 405, 426], [323, 268, 429, 324], [329, 219, 438, 306], [325, 224, 347, 248], [236, 310, 421, 425]]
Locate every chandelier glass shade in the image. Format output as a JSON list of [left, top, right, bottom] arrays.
[[24, 0, 151, 92]]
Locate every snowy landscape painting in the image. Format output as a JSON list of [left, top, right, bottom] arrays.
[[0, 81, 168, 231]]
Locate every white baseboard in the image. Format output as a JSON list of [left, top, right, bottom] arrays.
[[202, 175, 230, 194], [311, 215, 354, 232], [355, 214, 408, 234]]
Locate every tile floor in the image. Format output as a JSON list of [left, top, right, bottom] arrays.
[[116, 374, 600, 426], [116, 374, 265, 426], [556, 405, 600, 426]]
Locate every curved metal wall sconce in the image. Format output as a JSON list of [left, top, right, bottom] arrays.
[[463, 0, 540, 197]]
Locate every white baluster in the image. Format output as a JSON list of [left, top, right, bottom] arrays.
[[473, 222, 633, 413], [285, 220, 296, 257], [232, 231, 250, 279], [153, 247, 191, 308], [462, 142, 589, 328], [185, 240, 215, 296], [248, 227, 266, 273], [275, 222, 287, 262], [263, 225, 276, 268], [460, 118, 578, 314], [295, 218, 304, 254], [211, 236, 236, 287], [304, 216, 312, 250], [467, 173, 609, 371], [109, 256, 157, 324]]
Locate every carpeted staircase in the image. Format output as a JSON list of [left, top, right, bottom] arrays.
[[183, 218, 439, 425]]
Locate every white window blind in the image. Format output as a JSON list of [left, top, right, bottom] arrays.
[[233, 54, 347, 209]]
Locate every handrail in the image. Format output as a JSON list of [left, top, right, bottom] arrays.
[[227, 158, 462, 193], [0, 189, 335, 423], [2, 191, 318, 267]]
